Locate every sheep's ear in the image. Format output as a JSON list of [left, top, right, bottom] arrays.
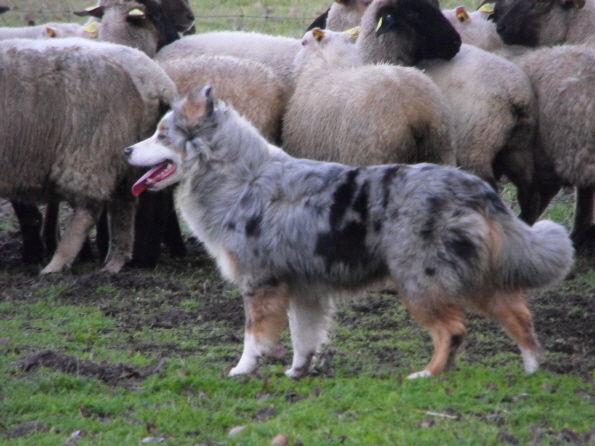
[[559, 0, 585, 9], [455, 6, 470, 22], [82, 21, 99, 38], [344, 26, 360, 40], [126, 7, 146, 24], [312, 28, 325, 41], [74, 6, 104, 18], [45, 26, 57, 37], [477, 2, 495, 14]]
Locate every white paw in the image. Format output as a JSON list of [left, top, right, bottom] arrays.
[[285, 367, 305, 379], [228, 365, 251, 376], [407, 369, 433, 380], [520, 347, 542, 374]]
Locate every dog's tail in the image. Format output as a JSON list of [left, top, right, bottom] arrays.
[[497, 219, 574, 289]]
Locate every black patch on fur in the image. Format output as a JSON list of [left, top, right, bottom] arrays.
[[315, 170, 375, 273], [329, 169, 359, 228], [353, 181, 369, 222], [381, 166, 401, 208], [227, 222, 236, 231], [445, 228, 477, 261], [374, 220, 383, 232], [425, 267, 436, 276], [245, 215, 262, 238]]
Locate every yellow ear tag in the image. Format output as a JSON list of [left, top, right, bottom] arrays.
[[46, 27, 57, 38], [345, 26, 360, 40], [83, 21, 98, 38], [128, 8, 145, 18], [312, 28, 325, 41], [478, 3, 495, 13], [375, 16, 383, 32], [455, 6, 470, 22]]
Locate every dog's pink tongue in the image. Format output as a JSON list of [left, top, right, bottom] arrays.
[[131, 162, 171, 196]]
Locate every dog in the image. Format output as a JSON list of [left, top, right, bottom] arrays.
[[125, 85, 574, 379]]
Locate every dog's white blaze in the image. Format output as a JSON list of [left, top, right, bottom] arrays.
[[407, 369, 433, 379], [128, 136, 177, 168], [520, 347, 540, 374]]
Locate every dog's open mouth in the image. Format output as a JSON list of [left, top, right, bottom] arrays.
[[132, 161, 176, 196]]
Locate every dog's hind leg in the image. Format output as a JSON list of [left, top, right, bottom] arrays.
[[285, 297, 334, 379], [404, 298, 467, 379], [229, 283, 290, 376], [485, 291, 544, 374]]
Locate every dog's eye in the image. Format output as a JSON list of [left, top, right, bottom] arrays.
[[157, 133, 166, 141]]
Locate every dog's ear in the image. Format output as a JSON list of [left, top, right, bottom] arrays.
[[182, 85, 215, 123]]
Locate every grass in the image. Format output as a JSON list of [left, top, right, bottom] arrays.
[[0, 0, 594, 445]]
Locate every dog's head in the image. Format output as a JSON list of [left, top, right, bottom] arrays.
[[125, 85, 218, 195]]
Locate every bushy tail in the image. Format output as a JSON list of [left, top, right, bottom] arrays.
[[498, 219, 574, 289]]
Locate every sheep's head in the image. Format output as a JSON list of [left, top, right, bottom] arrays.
[[493, 0, 586, 47], [358, 0, 461, 66]]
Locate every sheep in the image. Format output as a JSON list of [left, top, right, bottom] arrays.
[[491, 0, 595, 48], [0, 38, 176, 274], [158, 55, 287, 144], [155, 31, 302, 97], [326, 0, 371, 31], [75, 0, 179, 58], [354, 0, 541, 224], [282, 28, 456, 170], [444, 6, 595, 248], [0, 23, 90, 40], [17, 0, 188, 268]]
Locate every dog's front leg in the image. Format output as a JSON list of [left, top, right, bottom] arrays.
[[228, 283, 290, 376], [286, 297, 334, 378]]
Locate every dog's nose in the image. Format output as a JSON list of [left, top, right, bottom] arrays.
[[124, 147, 133, 158]]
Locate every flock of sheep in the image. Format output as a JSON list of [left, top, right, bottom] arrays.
[[0, 0, 594, 274]]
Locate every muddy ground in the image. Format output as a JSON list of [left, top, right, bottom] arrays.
[[1, 199, 594, 382]]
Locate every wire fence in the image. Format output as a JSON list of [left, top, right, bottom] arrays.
[[0, 1, 324, 36]]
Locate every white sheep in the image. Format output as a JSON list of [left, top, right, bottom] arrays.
[[492, 0, 595, 48], [0, 22, 90, 40], [0, 38, 176, 274], [282, 28, 456, 169], [355, 0, 541, 224], [155, 31, 302, 97], [159, 55, 287, 144], [445, 6, 595, 247]]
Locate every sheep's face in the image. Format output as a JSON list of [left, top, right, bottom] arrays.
[[358, 0, 461, 66], [494, 0, 586, 47]]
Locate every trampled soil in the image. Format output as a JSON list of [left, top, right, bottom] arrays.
[[1, 198, 594, 381]]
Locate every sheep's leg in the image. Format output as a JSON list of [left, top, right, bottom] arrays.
[[129, 191, 169, 268], [404, 298, 466, 379], [40, 205, 101, 274], [162, 189, 187, 258], [229, 283, 290, 376], [286, 297, 334, 378], [571, 186, 595, 248], [103, 195, 136, 273], [485, 291, 544, 373], [41, 202, 60, 256], [498, 149, 541, 225], [11, 201, 45, 263]]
